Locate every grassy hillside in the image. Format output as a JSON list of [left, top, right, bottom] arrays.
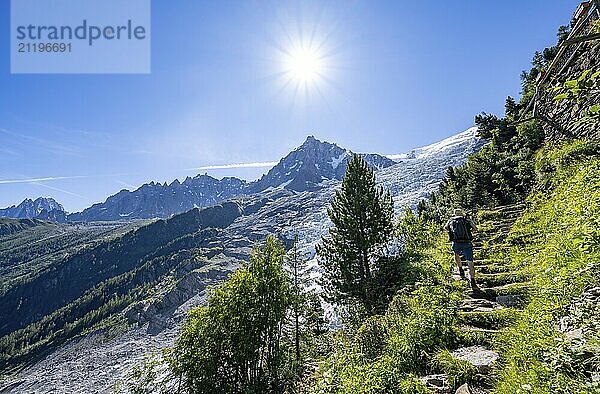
[[492, 141, 600, 393], [0, 218, 51, 237]]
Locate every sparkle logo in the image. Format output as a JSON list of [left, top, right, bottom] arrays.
[[10, 0, 151, 74]]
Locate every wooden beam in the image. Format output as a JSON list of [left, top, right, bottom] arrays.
[[513, 115, 536, 125], [562, 32, 600, 45]]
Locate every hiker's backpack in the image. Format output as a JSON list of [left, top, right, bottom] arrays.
[[448, 217, 473, 242]]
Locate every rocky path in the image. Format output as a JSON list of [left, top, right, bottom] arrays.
[[422, 203, 528, 394]]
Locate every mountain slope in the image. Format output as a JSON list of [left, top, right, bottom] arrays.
[[68, 176, 247, 222], [0, 201, 243, 337], [0, 218, 50, 237]]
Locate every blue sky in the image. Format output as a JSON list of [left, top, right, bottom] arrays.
[[0, 0, 579, 212]]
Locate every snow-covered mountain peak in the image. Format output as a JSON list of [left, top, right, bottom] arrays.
[[251, 136, 395, 192]]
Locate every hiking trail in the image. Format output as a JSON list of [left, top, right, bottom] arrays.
[[421, 203, 529, 394]]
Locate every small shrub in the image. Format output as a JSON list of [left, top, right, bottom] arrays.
[[431, 350, 476, 390], [356, 315, 388, 360]]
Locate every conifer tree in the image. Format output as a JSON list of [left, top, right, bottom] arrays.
[[316, 154, 394, 316]]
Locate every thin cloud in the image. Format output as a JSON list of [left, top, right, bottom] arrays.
[[0, 161, 274, 191], [117, 180, 137, 189], [188, 161, 279, 170], [0, 172, 137, 185], [30, 181, 85, 198], [0, 127, 82, 156], [0, 175, 89, 184]]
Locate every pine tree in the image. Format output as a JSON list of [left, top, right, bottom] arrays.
[[316, 154, 394, 316]]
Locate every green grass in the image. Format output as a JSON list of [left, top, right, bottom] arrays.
[[458, 308, 520, 331], [490, 142, 600, 393]]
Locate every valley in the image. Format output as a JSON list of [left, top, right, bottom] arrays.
[[0, 129, 482, 392]]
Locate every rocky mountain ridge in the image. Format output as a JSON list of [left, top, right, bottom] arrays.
[[0, 197, 66, 222], [0, 134, 464, 223], [68, 136, 395, 221]]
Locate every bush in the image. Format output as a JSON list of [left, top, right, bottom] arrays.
[[312, 354, 432, 394], [356, 315, 388, 360], [170, 236, 293, 394], [534, 139, 600, 188], [312, 282, 459, 393], [431, 350, 476, 390]]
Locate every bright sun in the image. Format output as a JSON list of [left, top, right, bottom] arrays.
[[285, 46, 324, 84]]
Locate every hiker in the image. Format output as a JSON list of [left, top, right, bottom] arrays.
[[444, 208, 478, 289]]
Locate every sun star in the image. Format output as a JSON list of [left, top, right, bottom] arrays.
[[286, 46, 324, 84]]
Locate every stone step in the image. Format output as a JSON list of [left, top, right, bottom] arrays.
[[477, 212, 523, 225], [486, 282, 530, 297], [465, 287, 498, 302], [495, 210, 526, 219], [455, 382, 491, 394], [493, 209, 524, 218], [459, 325, 499, 335], [474, 258, 506, 265], [476, 272, 522, 287], [481, 214, 520, 222], [477, 222, 514, 232], [493, 203, 527, 213], [419, 374, 449, 393], [475, 264, 512, 274], [474, 247, 506, 259], [475, 234, 509, 243], [451, 272, 469, 282], [451, 346, 499, 374], [465, 282, 529, 302], [485, 233, 510, 244], [458, 308, 518, 330], [477, 226, 518, 236], [496, 294, 523, 308], [458, 298, 500, 312], [459, 305, 500, 313]]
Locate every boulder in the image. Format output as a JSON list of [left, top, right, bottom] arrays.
[[496, 294, 521, 307], [451, 346, 498, 373], [455, 383, 471, 394], [419, 374, 450, 393]]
